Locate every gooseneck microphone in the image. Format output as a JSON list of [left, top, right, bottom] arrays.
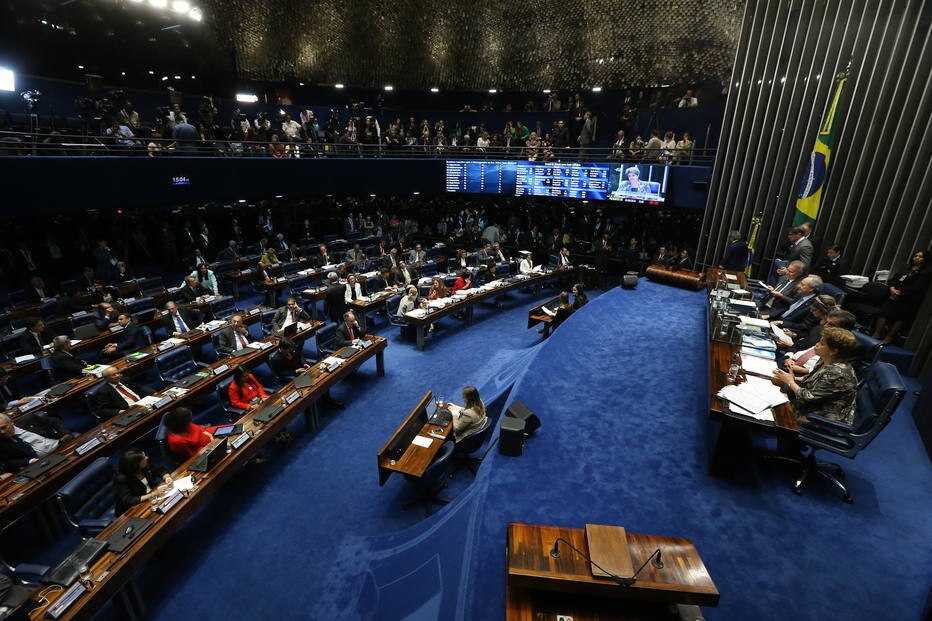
[[550, 538, 663, 587]]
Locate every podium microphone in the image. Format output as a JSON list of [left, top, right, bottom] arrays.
[[550, 538, 663, 587]]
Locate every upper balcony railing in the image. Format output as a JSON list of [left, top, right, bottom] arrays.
[[0, 131, 716, 165]]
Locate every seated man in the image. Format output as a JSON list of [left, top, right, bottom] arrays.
[[491, 242, 507, 263], [269, 338, 343, 408], [100, 314, 148, 361], [0, 368, 32, 410], [94, 367, 154, 419], [766, 274, 822, 322], [675, 248, 694, 270], [370, 267, 395, 292], [556, 246, 572, 268], [315, 244, 333, 268], [394, 260, 415, 287], [163, 301, 202, 337], [408, 243, 427, 269], [26, 276, 54, 302], [18, 317, 51, 357], [49, 335, 89, 382], [758, 260, 805, 315], [94, 302, 120, 331], [336, 311, 363, 347], [774, 292, 834, 346], [216, 314, 253, 356], [272, 297, 310, 331], [0, 412, 69, 476], [477, 243, 494, 266], [814, 245, 851, 278], [177, 275, 210, 304]]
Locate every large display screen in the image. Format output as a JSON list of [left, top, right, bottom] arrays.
[[445, 159, 667, 204]]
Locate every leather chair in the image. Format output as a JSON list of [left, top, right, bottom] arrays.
[[315, 323, 339, 358], [208, 296, 237, 321], [419, 262, 438, 278], [851, 331, 884, 378], [155, 412, 182, 468], [821, 282, 846, 305], [154, 345, 206, 383], [55, 457, 116, 537], [84, 382, 106, 421], [1, 556, 50, 586], [774, 362, 906, 502], [450, 417, 493, 477], [260, 309, 278, 336], [70, 313, 98, 330], [140, 325, 154, 345], [136, 276, 165, 296], [216, 376, 248, 419], [402, 441, 456, 517], [124, 297, 156, 324]]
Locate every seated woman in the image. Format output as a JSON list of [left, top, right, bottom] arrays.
[[571, 283, 588, 310], [452, 249, 470, 271], [260, 247, 281, 267], [542, 291, 574, 329], [227, 365, 268, 411], [771, 326, 858, 426], [185, 262, 219, 296], [113, 448, 173, 515], [451, 270, 472, 294], [397, 285, 420, 316], [164, 407, 223, 459], [871, 249, 931, 344], [427, 277, 447, 300], [443, 385, 488, 443]]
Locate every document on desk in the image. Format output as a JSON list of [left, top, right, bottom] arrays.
[[725, 273, 738, 281], [771, 324, 791, 342], [718, 384, 771, 415], [171, 475, 196, 493], [742, 335, 776, 351], [743, 375, 790, 407], [739, 316, 770, 329], [742, 355, 778, 377], [741, 346, 775, 360], [411, 436, 433, 448]]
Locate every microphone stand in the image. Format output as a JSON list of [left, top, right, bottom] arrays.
[[550, 537, 663, 587]]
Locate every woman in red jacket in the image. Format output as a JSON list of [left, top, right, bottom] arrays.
[[227, 365, 268, 410], [164, 407, 222, 459]]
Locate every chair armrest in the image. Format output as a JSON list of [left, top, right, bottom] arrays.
[[805, 413, 855, 433], [79, 517, 115, 535]]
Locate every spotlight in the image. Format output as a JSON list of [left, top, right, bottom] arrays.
[[488, 89, 497, 94], [121, 71, 126, 76], [238, 199, 246, 203], [161, 76, 168, 81], [171, 0, 190, 13], [298, 82, 304, 86], [384, 85, 393, 91], [174, 75, 181, 80], [188, 7, 202, 21], [334, 83, 344, 89], [77, 65, 84, 69], [542, 89, 551, 93], [430, 87, 439, 93], [149, 0, 167, 8], [0, 68, 16, 92], [591, 86, 602, 92], [190, 75, 195, 79], [236, 93, 258, 103], [148, 70, 155, 75]]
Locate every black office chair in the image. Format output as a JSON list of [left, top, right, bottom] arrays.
[[771, 362, 906, 502], [402, 441, 456, 517], [449, 417, 493, 478], [55, 457, 117, 537]]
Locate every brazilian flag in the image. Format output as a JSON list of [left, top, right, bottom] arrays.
[[745, 216, 762, 276], [793, 68, 850, 226]]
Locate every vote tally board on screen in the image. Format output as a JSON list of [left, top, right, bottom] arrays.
[[445, 160, 668, 204]]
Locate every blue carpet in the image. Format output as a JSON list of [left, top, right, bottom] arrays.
[[75, 282, 930, 620]]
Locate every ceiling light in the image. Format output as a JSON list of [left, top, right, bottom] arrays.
[[275, 195, 283, 198], [188, 7, 202, 21], [369, 194, 376, 197], [384, 85, 393, 91], [334, 83, 344, 89], [412, 191, 420, 195], [236, 93, 258, 103], [171, 0, 190, 13], [430, 87, 439, 93], [77, 65, 84, 69], [148, 70, 155, 75], [780, 76, 786, 83], [0, 68, 14, 93], [488, 89, 497, 94], [161, 76, 168, 81], [40, 19, 48, 24], [174, 75, 181, 79], [598, 58, 604, 64], [591, 86, 602, 92], [238, 199, 246, 203], [121, 71, 126, 76], [542, 89, 551, 93], [190, 75, 195, 79], [298, 82, 304, 86], [149, 0, 167, 8]]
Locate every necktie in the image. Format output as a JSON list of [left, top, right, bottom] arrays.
[[290, 309, 296, 323], [34, 332, 42, 348], [115, 383, 139, 404], [174, 313, 188, 333], [237, 331, 248, 348], [348, 325, 355, 340], [796, 347, 817, 366]]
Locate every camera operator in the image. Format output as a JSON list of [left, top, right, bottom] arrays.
[[105, 117, 140, 154], [254, 112, 271, 143], [169, 103, 187, 128], [359, 115, 380, 155]]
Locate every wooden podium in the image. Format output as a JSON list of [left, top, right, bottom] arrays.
[[507, 523, 719, 621]]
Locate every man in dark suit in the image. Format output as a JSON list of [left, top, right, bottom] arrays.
[[272, 298, 310, 331], [0, 368, 29, 410], [177, 276, 209, 304], [369, 267, 395, 293], [720, 230, 750, 271], [18, 317, 51, 357], [394, 261, 414, 287], [335, 311, 362, 347], [25, 276, 53, 302], [100, 314, 148, 361], [314, 244, 332, 268], [675, 249, 694, 271], [93, 367, 154, 419], [94, 302, 120, 331], [217, 240, 240, 261], [0, 411, 69, 475], [269, 338, 344, 408], [758, 260, 805, 316], [162, 301, 202, 337], [323, 272, 347, 324], [767, 275, 822, 322], [473, 264, 494, 287], [815, 245, 851, 278], [216, 314, 253, 356], [782, 226, 815, 268], [49, 336, 88, 382]]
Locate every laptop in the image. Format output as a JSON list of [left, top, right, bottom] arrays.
[[293, 374, 313, 389], [18, 453, 67, 479], [212, 423, 244, 438], [180, 328, 204, 339], [173, 373, 204, 388], [112, 407, 148, 427], [282, 323, 298, 338], [73, 323, 100, 340], [253, 403, 284, 423], [45, 382, 75, 398], [106, 517, 154, 553], [426, 400, 453, 427], [230, 346, 259, 358], [189, 439, 227, 473]]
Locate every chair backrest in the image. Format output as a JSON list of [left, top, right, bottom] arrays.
[[547, 254, 559, 268], [60, 279, 79, 295], [287, 276, 309, 297], [417, 441, 456, 489], [136, 276, 164, 295], [281, 260, 302, 274], [209, 296, 237, 320], [156, 412, 182, 468], [56, 457, 115, 525], [84, 382, 106, 420], [38, 300, 58, 321], [494, 262, 511, 277], [7, 290, 28, 309], [420, 262, 438, 278], [852, 331, 884, 376], [125, 297, 155, 322], [853, 362, 906, 438], [316, 323, 338, 356], [821, 282, 846, 305], [154, 345, 197, 382], [426, 247, 442, 259], [384, 295, 403, 321], [215, 376, 241, 415], [453, 416, 493, 457], [140, 325, 154, 345], [70, 313, 97, 329]]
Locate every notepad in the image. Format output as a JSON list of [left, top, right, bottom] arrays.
[[411, 436, 433, 448]]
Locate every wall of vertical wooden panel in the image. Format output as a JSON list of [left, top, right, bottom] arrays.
[[697, 0, 932, 376]]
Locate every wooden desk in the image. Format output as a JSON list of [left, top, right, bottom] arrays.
[[24, 335, 386, 621], [377, 391, 453, 485], [0, 319, 320, 531], [506, 523, 718, 621], [527, 295, 560, 336], [644, 265, 704, 290]]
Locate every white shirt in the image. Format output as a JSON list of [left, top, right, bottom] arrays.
[[519, 258, 533, 274], [14, 427, 59, 458], [281, 120, 301, 138]]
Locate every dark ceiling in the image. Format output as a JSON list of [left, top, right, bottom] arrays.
[[0, 0, 744, 93]]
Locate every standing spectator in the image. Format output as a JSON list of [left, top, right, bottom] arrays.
[[643, 130, 662, 160], [577, 112, 595, 154], [660, 131, 677, 162], [551, 119, 570, 150]]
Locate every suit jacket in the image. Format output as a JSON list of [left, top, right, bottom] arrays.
[[676, 257, 694, 270], [217, 246, 240, 261], [721, 241, 749, 271], [268, 350, 306, 379], [760, 277, 800, 315], [113, 467, 166, 515], [113, 322, 149, 357], [94, 379, 153, 419], [315, 253, 333, 268], [94, 311, 119, 331], [785, 238, 815, 266], [49, 350, 86, 382], [394, 267, 414, 286], [772, 294, 816, 324], [335, 321, 362, 346], [18, 330, 52, 356], [380, 254, 399, 270], [370, 276, 394, 292], [162, 308, 200, 335], [408, 250, 427, 264], [0, 412, 68, 471], [176, 283, 207, 304], [272, 305, 310, 331], [324, 284, 347, 323], [815, 256, 851, 277], [216, 326, 252, 354]]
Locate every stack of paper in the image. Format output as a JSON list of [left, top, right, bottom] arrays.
[[405, 309, 428, 318], [743, 335, 776, 351], [135, 395, 164, 408], [742, 355, 778, 377], [741, 346, 775, 360]]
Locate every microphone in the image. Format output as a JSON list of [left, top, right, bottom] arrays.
[[550, 538, 663, 587]]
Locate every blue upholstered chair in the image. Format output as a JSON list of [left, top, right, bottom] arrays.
[[775, 362, 906, 503], [84, 381, 106, 421], [216, 376, 248, 419], [0, 557, 50, 586], [402, 441, 456, 517], [208, 296, 238, 321], [70, 313, 98, 330], [821, 282, 846, 305], [315, 323, 339, 358], [154, 345, 206, 383], [450, 417, 493, 478], [125, 296, 156, 324], [136, 276, 164, 296], [851, 331, 884, 378], [259, 309, 278, 336], [55, 457, 117, 537]]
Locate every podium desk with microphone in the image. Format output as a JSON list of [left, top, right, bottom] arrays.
[[507, 522, 718, 621], [377, 391, 453, 485]]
